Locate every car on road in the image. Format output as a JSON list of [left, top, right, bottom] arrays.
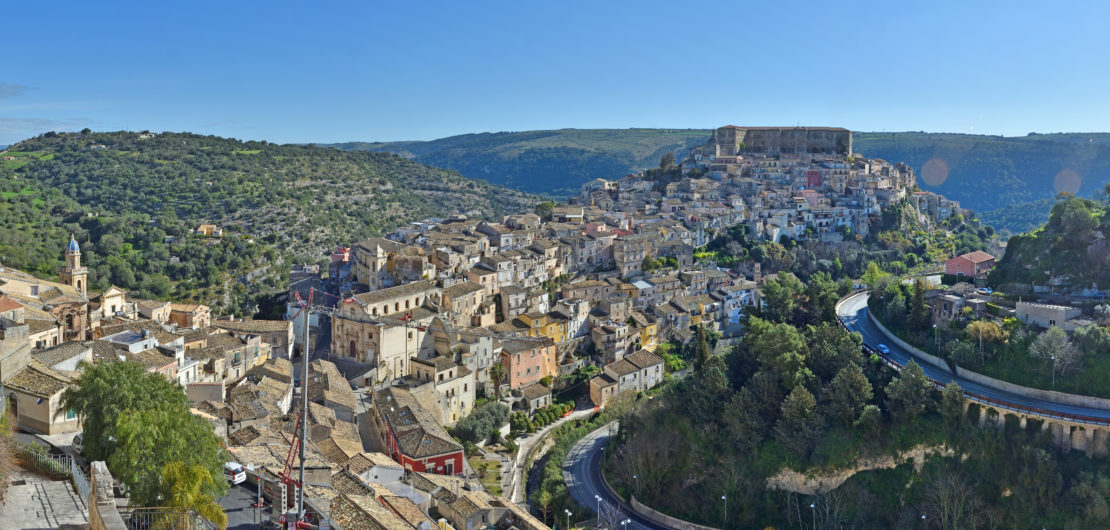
[[224, 461, 247, 485], [876, 344, 890, 355], [73, 433, 83, 454]]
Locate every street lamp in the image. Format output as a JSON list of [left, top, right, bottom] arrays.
[[933, 324, 938, 351], [633, 474, 639, 497], [595, 495, 602, 526], [810, 502, 816, 530], [722, 494, 727, 525], [565, 508, 572, 530], [621, 518, 631, 528], [1051, 355, 1056, 389]]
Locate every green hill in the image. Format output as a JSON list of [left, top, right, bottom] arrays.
[[988, 195, 1110, 289], [324, 128, 712, 196], [332, 129, 1110, 232], [0, 131, 537, 314]]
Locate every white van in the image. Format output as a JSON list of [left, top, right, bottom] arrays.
[[224, 462, 246, 485]]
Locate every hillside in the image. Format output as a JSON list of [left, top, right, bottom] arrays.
[[0, 131, 537, 314], [333, 129, 1110, 232], [854, 132, 1110, 220], [324, 128, 711, 196], [988, 195, 1110, 290]]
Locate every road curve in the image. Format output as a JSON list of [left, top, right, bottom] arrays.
[[563, 422, 670, 530], [837, 292, 1110, 423]]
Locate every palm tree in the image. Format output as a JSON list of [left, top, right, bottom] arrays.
[[160, 461, 228, 530], [488, 363, 507, 399]]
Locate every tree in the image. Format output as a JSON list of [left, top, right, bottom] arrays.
[[806, 323, 864, 383], [694, 325, 710, 370], [821, 364, 872, 425], [939, 382, 967, 427], [854, 404, 881, 439], [534, 201, 555, 219], [907, 278, 930, 331], [160, 461, 228, 530], [965, 320, 1003, 365], [61, 361, 193, 461], [923, 471, 981, 530], [884, 361, 934, 422], [720, 389, 764, 450], [861, 261, 889, 289], [536, 488, 553, 525], [488, 362, 507, 398], [659, 152, 675, 169], [762, 272, 805, 324], [110, 405, 227, 507], [744, 317, 810, 392], [1029, 326, 1081, 375], [775, 386, 822, 458]]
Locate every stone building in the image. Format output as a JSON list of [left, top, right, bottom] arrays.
[[711, 125, 852, 156], [331, 280, 441, 382]]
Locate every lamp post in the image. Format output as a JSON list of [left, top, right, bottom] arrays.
[[933, 324, 938, 352], [565, 508, 572, 530], [722, 494, 727, 525], [633, 474, 639, 497], [595, 495, 602, 526], [621, 518, 631, 529], [810, 502, 816, 530], [1051, 355, 1056, 389]]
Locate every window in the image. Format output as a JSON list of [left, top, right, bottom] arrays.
[[66, 409, 76, 420]]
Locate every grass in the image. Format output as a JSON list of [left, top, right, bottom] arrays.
[[469, 455, 502, 495], [0, 151, 53, 169], [232, 149, 262, 155], [0, 187, 35, 200]]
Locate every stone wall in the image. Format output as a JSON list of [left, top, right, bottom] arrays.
[[866, 299, 1110, 411], [89, 461, 127, 530]]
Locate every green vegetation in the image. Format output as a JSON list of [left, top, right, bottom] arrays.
[[327, 128, 711, 196], [509, 402, 573, 435], [61, 361, 227, 508], [873, 275, 1110, 398], [453, 402, 510, 444], [989, 194, 1110, 290], [527, 408, 620, 528], [0, 131, 536, 315], [854, 131, 1110, 224], [606, 292, 1110, 528]]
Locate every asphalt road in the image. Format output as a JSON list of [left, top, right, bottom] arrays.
[[220, 482, 266, 529], [563, 422, 668, 530], [838, 292, 1110, 422]]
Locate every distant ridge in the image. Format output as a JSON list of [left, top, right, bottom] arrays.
[[328, 129, 1110, 232]]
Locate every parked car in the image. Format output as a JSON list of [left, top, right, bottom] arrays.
[[224, 461, 247, 485], [877, 344, 890, 355], [72, 433, 83, 454]]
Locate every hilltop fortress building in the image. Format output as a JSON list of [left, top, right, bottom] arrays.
[[711, 125, 852, 157]]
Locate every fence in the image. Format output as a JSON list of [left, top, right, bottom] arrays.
[[834, 291, 1110, 427], [12, 440, 93, 502], [117, 507, 220, 530]]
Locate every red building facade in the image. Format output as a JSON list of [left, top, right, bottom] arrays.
[[372, 386, 464, 476]]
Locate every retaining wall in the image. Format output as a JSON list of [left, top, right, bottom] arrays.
[[862, 295, 1110, 411]]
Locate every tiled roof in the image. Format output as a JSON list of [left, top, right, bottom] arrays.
[[212, 319, 292, 334], [308, 360, 357, 413], [442, 282, 484, 299], [352, 279, 437, 307], [380, 495, 435, 528], [520, 383, 551, 402], [6, 360, 72, 399], [625, 349, 664, 370], [0, 294, 22, 312], [329, 493, 411, 530], [346, 452, 401, 475], [32, 341, 89, 367], [374, 387, 462, 459]]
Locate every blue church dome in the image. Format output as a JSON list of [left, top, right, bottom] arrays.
[[67, 235, 80, 253]]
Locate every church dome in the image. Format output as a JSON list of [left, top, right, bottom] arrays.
[[67, 235, 80, 253]]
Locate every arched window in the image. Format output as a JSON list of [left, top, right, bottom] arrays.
[[349, 341, 357, 358]]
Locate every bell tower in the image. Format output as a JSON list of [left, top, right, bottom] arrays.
[[59, 234, 88, 298]]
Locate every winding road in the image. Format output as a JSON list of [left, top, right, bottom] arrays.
[[563, 422, 669, 530], [837, 291, 1110, 424]]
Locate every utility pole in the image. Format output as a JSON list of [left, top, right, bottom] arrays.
[[297, 302, 311, 523]]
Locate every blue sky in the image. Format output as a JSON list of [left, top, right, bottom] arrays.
[[1, 1, 1107, 145]]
